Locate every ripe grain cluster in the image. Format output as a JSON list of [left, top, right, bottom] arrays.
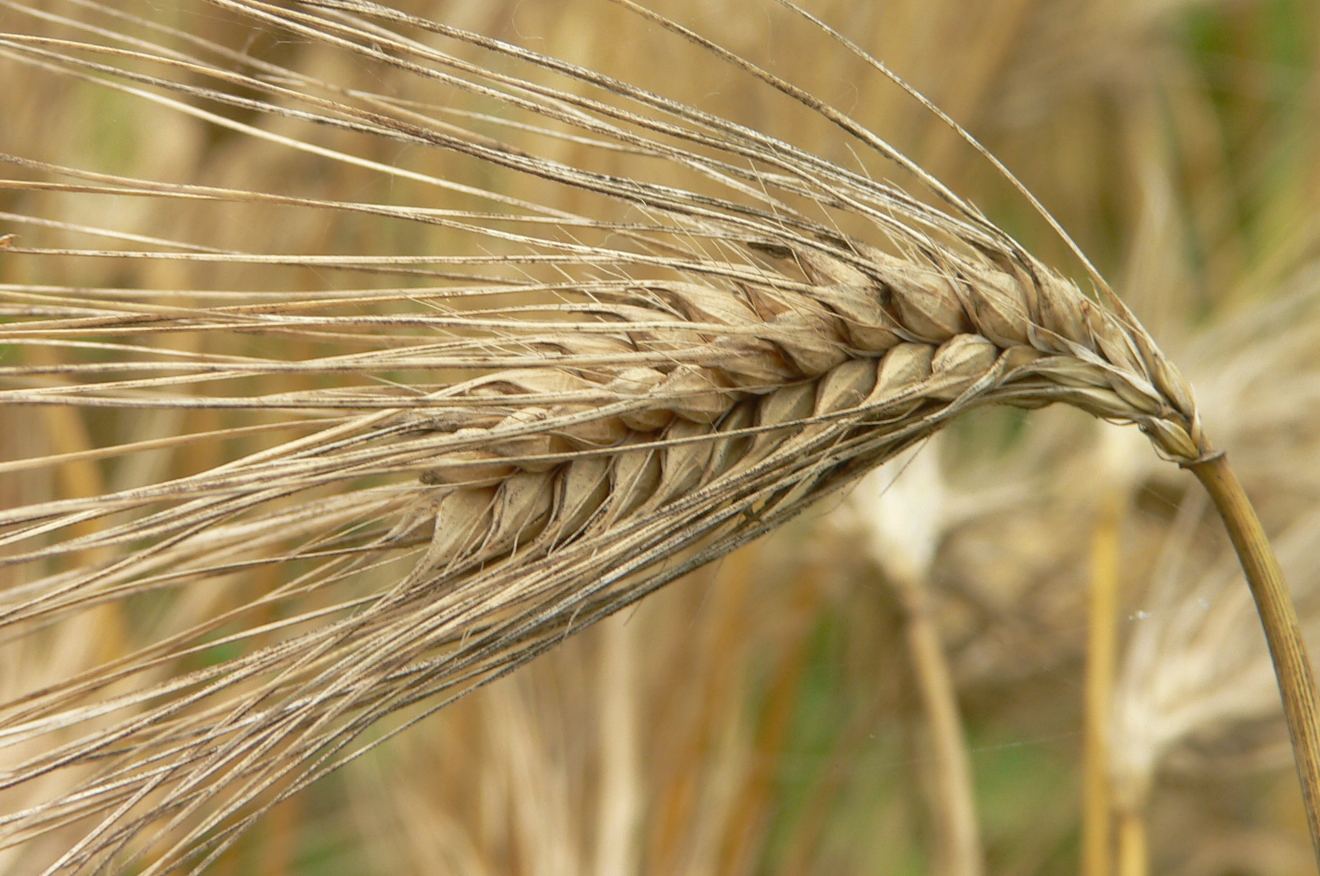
[[0, 2, 1305, 874]]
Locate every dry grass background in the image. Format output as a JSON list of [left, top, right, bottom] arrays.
[[0, 0, 1319, 874]]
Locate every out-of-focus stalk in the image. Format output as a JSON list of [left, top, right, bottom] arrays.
[[1116, 808, 1147, 876], [892, 568, 984, 876], [1083, 485, 1124, 876]]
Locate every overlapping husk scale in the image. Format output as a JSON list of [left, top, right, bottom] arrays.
[[395, 231, 1206, 584]]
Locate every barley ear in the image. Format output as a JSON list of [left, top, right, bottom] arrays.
[[1, 0, 1319, 868]]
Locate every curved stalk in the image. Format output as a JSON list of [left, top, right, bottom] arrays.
[[1189, 452, 1320, 863]]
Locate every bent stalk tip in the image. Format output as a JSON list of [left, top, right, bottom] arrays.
[[1189, 451, 1320, 867]]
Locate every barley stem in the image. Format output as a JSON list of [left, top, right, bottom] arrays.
[[893, 570, 983, 876], [1116, 809, 1147, 876], [594, 614, 640, 876], [1083, 486, 1124, 876], [1190, 452, 1320, 864]]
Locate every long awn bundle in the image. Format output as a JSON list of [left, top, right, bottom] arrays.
[[0, 1, 1315, 872]]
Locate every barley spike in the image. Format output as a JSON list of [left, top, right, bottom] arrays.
[[0, 1, 1311, 873]]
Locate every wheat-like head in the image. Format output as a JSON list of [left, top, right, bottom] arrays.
[[0, 1, 1227, 872]]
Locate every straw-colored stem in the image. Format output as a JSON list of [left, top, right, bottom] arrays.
[[717, 562, 819, 874], [1116, 808, 1147, 876], [595, 613, 640, 876], [1083, 488, 1124, 876], [647, 546, 758, 873], [893, 571, 984, 876], [1190, 452, 1320, 864]]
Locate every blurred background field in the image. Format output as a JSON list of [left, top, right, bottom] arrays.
[[2, 0, 1320, 874]]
